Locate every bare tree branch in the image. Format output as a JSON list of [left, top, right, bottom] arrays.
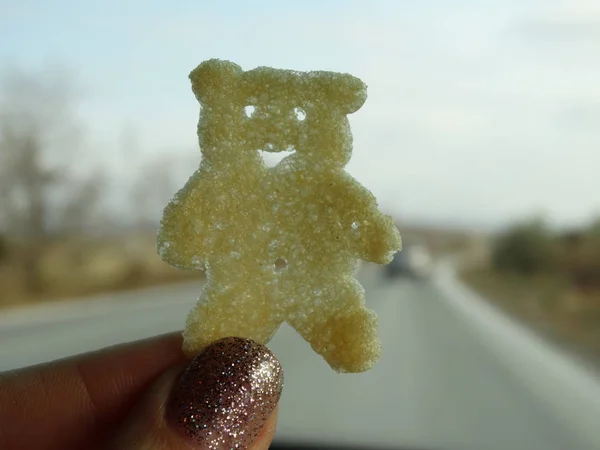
[[0, 65, 105, 291], [131, 153, 179, 228]]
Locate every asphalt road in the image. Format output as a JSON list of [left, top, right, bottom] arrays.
[[1, 264, 599, 450]]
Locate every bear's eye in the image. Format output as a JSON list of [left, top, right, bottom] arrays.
[[294, 107, 306, 121], [245, 105, 256, 117]]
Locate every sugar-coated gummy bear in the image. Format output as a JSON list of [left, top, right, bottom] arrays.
[[157, 59, 401, 373]]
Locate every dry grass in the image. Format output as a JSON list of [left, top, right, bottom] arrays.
[[0, 233, 204, 309], [462, 266, 600, 367]]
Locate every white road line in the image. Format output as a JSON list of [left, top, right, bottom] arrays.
[[434, 260, 600, 449]]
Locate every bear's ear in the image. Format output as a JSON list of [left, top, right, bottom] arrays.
[[312, 73, 367, 114], [189, 59, 243, 103]]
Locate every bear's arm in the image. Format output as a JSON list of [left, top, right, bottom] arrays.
[[157, 169, 211, 270], [321, 173, 401, 265]]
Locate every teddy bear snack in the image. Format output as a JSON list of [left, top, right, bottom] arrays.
[[157, 59, 401, 373]]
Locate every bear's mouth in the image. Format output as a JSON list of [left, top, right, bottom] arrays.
[[258, 144, 295, 167]]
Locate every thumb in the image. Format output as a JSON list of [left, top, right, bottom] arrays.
[[109, 337, 283, 450]]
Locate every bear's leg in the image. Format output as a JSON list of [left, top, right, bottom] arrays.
[[181, 280, 282, 357], [287, 277, 381, 373]]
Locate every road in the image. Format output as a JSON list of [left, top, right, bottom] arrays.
[[1, 263, 600, 450]]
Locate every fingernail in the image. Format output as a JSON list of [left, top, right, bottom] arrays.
[[166, 337, 284, 449]]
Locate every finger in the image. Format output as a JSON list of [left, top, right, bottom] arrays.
[[109, 337, 283, 450], [0, 332, 187, 450], [251, 405, 279, 450]]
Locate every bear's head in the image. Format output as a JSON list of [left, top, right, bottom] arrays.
[[242, 66, 367, 168], [190, 60, 367, 168]]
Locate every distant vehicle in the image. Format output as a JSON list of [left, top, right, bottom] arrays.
[[386, 243, 433, 279]]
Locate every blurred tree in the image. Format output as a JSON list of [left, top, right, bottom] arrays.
[[0, 233, 7, 262], [560, 219, 600, 291], [589, 217, 600, 237], [0, 66, 104, 292], [130, 151, 186, 229], [492, 218, 558, 276]]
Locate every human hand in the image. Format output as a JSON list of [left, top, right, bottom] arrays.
[[0, 333, 283, 450]]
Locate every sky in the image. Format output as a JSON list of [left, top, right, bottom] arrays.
[[1, 0, 599, 230]]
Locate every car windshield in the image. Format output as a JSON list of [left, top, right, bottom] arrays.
[[1, 2, 600, 450]]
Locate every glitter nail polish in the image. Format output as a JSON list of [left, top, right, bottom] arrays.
[[166, 337, 283, 449]]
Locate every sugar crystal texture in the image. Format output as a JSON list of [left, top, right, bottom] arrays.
[[157, 59, 401, 373]]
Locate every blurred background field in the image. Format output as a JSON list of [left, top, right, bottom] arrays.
[[0, 232, 204, 308], [0, 68, 205, 308], [462, 217, 600, 367]]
